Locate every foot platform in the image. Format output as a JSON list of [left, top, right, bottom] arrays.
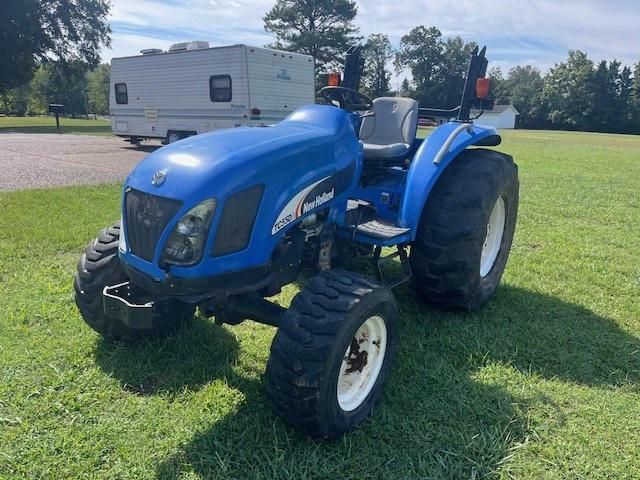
[[356, 219, 410, 240]]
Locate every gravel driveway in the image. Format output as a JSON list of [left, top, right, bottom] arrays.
[[0, 133, 159, 191]]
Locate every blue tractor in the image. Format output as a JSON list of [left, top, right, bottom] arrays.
[[75, 47, 518, 438]]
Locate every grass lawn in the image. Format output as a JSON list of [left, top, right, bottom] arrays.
[[0, 115, 111, 136], [1, 129, 639, 479]]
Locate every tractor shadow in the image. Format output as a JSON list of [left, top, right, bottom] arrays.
[[404, 284, 640, 389], [94, 315, 240, 396], [151, 285, 640, 478]]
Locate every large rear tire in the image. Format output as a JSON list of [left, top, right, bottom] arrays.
[[410, 148, 519, 310], [265, 270, 398, 439], [73, 221, 194, 341]]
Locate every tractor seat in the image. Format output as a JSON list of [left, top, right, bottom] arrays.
[[359, 97, 419, 161]]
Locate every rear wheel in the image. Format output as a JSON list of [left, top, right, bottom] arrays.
[[410, 148, 519, 310], [265, 270, 398, 439], [73, 221, 194, 341]]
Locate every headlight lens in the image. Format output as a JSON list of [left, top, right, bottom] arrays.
[[162, 199, 216, 266]]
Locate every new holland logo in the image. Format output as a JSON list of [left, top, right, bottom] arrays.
[[151, 169, 167, 186], [272, 176, 334, 235], [301, 189, 334, 215]]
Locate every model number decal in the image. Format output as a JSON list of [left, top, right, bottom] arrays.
[[273, 213, 294, 234], [272, 176, 332, 235]]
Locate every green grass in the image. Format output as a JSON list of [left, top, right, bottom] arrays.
[[0, 115, 111, 135], [1, 129, 640, 479]]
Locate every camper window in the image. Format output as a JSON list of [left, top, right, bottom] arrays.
[[115, 83, 128, 104], [209, 75, 232, 102]]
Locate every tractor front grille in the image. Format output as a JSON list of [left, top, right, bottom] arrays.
[[125, 189, 182, 261]]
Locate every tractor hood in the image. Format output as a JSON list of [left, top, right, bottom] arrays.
[[124, 105, 357, 202], [119, 104, 360, 279]]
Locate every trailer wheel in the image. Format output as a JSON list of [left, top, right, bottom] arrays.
[[166, 130, 196, 144], [167, 132, 182, 144], [265, 270, 398, 439], [410, 148, 519, 310], [73, 221, 194, 341]]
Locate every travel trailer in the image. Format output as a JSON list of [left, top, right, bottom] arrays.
[[110, 42, 315, 143]]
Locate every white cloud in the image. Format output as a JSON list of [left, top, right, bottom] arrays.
[[107, 33, 165, 60], [357, 0, 640, 69], [102, 0, 640, 82]]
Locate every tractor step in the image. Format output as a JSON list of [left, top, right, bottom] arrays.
[[342, 200, 411, 246], [356, 219, 410, 240]]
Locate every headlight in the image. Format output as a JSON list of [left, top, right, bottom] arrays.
[[162, 199, 216, 266]]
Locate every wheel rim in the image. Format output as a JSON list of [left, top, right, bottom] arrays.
[[480, 196, 506, 277], [337, 315, 388, 412], [168, 133, 180, 144]]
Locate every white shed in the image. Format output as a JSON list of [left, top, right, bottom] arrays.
[[472, 104, 519, 129]]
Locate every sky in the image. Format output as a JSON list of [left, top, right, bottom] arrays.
[[103, 0, 640, 87]]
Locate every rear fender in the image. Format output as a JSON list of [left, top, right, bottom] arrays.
[[399, 122, 500, 239]]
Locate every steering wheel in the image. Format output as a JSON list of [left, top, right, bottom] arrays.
[[319, 86, 374, 112]]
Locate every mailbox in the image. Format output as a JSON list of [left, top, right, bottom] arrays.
[[48, 103, 64, 114], [48, 104, 64, 131]]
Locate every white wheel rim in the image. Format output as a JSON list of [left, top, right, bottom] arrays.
[[337, 315, 388, 412], [480, 196, 506, 277], [168, 133, 180, 143]]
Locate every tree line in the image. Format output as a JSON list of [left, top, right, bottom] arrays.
[[490, 52, 640, 132], [0, 0, 111, 117], [1, 62, 111, 117], [264, 0, 640, 134]]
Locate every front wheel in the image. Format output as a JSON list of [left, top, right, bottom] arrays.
[[73, 221, 194, 341], [265, 270, 398, 439], [410, 148, 519, 310]]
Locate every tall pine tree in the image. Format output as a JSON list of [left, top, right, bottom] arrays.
[[264, 0, 359, 80], [395, 26, 476, 108], [361, 34, 393, 98], [542, 51, 595, 131]]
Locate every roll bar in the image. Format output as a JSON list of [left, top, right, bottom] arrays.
[[342, 46, 364, 92], [419, 46, 495, 122], [338, 45, 494, 122]]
